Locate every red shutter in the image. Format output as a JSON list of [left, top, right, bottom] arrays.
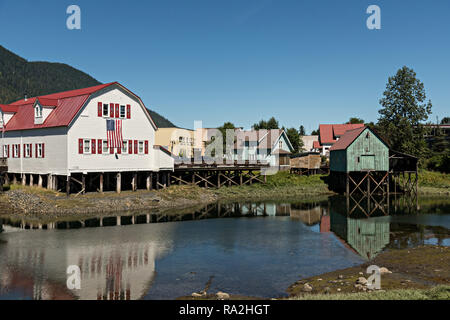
[[23, 144, 26, 158], [79, 139, 84, 154], [29, 144, 32, 158], [98, 139, 102, 154], [117, 143, 122, 154], [110, 145, 114, 154], [110, 103, 114, 118], [128, 140, 133, 154], [126, 105, 131, 119], [98, 102, 102, 117], [145, 141, 149, 154], [92, 139, 96, 154], [7, 145, 9, 158], [42, 144, 45, 158], [18, 144, 20, 158], [35, 144, 38, 158], [134, 140, 138, 154], [115, 104, 119, 118]]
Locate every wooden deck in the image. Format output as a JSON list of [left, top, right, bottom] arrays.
[[173, 159, 270, 188]]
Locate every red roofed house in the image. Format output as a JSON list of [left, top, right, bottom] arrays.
[[0, 82, 174, 193], [314, 123, 365, 157]]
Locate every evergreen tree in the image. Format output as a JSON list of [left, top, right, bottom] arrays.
[[378, 66, 432, 158]]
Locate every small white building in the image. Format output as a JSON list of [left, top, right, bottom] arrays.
[[0, 82, 174, 193], [233, 129, 294, 170]]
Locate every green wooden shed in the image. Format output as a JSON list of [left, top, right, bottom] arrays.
[[329, 127, 389, 173]]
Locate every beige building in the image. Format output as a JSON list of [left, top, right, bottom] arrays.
[[301, 135, 319, 152], [155, 127, 195, 158]]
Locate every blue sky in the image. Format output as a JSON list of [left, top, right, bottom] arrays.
[[0, 0, 449, 133]]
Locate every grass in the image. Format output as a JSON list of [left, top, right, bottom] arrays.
[[290, 286, 450, 300], [418, 170, 450, 188]]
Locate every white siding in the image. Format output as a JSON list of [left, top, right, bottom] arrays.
[[67, 86, 172, 173], [4, 127, 68, 175]]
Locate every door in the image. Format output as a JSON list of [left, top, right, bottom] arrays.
[[361, 155, 375, 170]]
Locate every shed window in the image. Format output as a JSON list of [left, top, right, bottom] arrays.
[[120, 105, 126, 118], [25, 144, 31, 158], [138, 141, 144, 154], [13, 144, 19, 158], [36, 144, 44, 158]]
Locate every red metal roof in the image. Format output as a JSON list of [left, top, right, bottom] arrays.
[[319, 123, 365, 144], [329, 126, 366, 151], [313, 140, 322, 149], [0, 82, 157, 132]]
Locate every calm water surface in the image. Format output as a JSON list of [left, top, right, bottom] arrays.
[[0, 196, 449, 300]]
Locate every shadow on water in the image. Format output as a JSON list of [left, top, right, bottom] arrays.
[[0, 195, 448, 300]]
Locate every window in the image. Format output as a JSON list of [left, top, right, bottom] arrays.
[[138, 141, 144, 154], [84, 139, 91, 154], [3, 145, 8, 158], [103, 140, 109, 154], [36, 143, 44, 158], [120, 105, 126, 118], [122, 141, 128, 154], [35, 105, 42, 118], [279, 141, 283, 149], [13, 144, 19, 158], [103, 104, 109, 117], [25, 144, 31, 158]]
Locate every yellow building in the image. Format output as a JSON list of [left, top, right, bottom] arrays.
[[155, 128, 195, 158]]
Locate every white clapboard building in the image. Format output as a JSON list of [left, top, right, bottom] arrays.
[[0, 82, 174, 193]]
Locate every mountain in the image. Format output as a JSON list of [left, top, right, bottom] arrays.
[[0, 45, 176, 128]]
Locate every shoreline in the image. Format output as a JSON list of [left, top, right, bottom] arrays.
[[0, 171, 449, 221], [178, 245, 450, 300]]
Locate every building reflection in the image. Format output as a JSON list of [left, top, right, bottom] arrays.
[[0, 224, 175, 300]]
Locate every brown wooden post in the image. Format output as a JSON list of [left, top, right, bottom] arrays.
[[240, 171, 243, 186], [38, 175, 43, 188], [29, 174, 33, 187], [22, 174, 26, 186], [47, 174, 52, 190], [66, 176, 71, 197], [12, 174, 17, 185], [99, 173, 104, 193], [132, 172, 137, 191], [156, 172, 160, 190], [217, 172, 221, 188], [367, 172, 371, 213], [116, 173, 121, 194], [146, 172, 151, 191], [82, 174, 86, 194], [167, 172, 171, 187]]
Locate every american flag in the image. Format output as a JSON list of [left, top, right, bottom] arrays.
[[106, 119, 123, 148]]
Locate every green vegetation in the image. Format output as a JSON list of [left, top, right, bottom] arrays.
[[147, 109, 176, 128], [214, 171, 332, 201], [377, 66, 433, 158], [290, 286, 450, 300], [419, 170, 450, 189], [0, 45, 174, 128]]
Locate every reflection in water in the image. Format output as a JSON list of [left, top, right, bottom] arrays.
[[0, 196, 449, 300]]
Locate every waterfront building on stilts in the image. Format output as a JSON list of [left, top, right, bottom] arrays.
[[0, 82, 174, 194]]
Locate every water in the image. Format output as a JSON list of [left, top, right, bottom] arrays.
[[0, 196, 449, 300]]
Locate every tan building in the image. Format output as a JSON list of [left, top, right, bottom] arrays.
[[155, 127, 195, 158]]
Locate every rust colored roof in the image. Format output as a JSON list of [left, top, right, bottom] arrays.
[[313, 140, 322, 149], [1, 82, 157, 132], [319, 123, 365, 144], [272, 149, 291, 155], [329, 126, 366, 151], [0, 104, 19, 113]]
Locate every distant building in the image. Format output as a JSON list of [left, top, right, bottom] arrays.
[[301, 135, 319, 152], [155, 127, 195, 158], [314, 124, 365, 156], [233, 129, 294, 170]]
